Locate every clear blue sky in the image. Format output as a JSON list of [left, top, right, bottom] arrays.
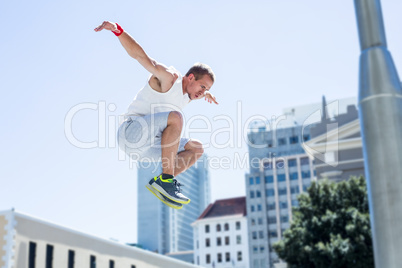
[[1, 0, 401, 243]]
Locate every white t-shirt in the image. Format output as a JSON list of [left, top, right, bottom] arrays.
[[124, 67, 190, 118]]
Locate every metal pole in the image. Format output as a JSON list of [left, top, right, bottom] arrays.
[[354, 0, 402, 267]]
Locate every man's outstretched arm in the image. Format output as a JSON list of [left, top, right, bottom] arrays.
[[94, 21, 175, 91]]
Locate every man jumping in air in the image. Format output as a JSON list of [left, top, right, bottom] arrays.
[[94, 21, 218, 210]]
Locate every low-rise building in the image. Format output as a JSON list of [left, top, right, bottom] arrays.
[[0, 209, 200, 268], [191, 197, 249, 268]]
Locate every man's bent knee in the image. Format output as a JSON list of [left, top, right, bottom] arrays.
[[186, 140, 204, 156], [168, 111, 183, 127]]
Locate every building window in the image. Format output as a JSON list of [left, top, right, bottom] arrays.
[[68, 250, 75, 268], [278, 138, 286, 146], [252, 231, 257, 240], [237, 251, 242, 261], [131, 266, 136, 268], [237, 235, 241, 244], [278, 188, 287, 195], [280, 201, 288, 209], [251, 218, 256, 226], [206, 254, 211, 264], [263, 161, 273, 170], [236, 221, 241, 230], [289, 136, 299, 144], [291, 186, 300, 194], [277, 174, 286, 182], [302, 170, 311, 178], [266, 189, 275, 197], [303, 184, 309, 192], [217, 237, 222, 246], [46, 244, 54, 268], [268, 216, 277, 224], [197, 256, 200, 265], [267, 202, 275, 210], [109, 260, 115, 268], [251, 205, 255, 212], [225, 236, 230, 245], [289, 172, 298, 180], [250, 191, 255, 198], [90, 255, 96, 268], [255, 176, 261, 184], [260, 246, 265, 253], [257, 204, 262, 211], [259, 231, 264, 239], [281, 215, 289, 223], [256, 190, 261, 198], [267, 139, 273, 147], [276, 160, 285, 169], [218, 253, 222, 263], [265, 175, 274, 183], [249, 177, 254, 185], [225, 252, 230, 262], [206, 238, 210, 247], [29, 242, 37, 268], [224, 223, 229, 231], [269, 230, 278, 238], [291, 199, 299, 207], [288, 159, 297, 167], [205, 224, 210, 233], [303, 134, 310, 141], [258, 218, 263, 225], [300, 157, 310, 166], [216, 224, 221, 232], [253, 246, 258, 254], [197, 240, 199, 249]]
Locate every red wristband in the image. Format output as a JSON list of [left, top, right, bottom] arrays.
[[112, 23, 124, 37]]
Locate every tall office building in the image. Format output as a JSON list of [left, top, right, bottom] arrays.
[[304, 103, 363, 182], [137, 155, 210, 257], [245, 97, 356, 268], [246, 125, 315, 268]]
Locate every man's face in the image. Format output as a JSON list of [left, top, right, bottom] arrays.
[[187, 74, 214, 100]]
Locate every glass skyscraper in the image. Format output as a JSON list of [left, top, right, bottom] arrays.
[[137, 155, 210, 255]]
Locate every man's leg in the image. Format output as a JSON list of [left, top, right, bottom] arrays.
[[161, 111, 183, 175], [174, 140, 204, 176], [151, 111, 202, 205]]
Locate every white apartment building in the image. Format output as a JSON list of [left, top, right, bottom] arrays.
[[191, 197, 249, 268], [0, 209, 201, 268]]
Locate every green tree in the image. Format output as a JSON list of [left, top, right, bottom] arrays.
[[273, 176, 374, 268]]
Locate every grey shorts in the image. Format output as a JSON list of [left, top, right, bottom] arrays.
[[117, 111, 190, 162]]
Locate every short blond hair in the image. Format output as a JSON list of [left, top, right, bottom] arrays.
[[185, 63, 215, 82]]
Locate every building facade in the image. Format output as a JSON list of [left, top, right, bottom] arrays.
[[0, 209, 200, 268], [246, 128, 316, 268], [304, 103, 364, 182], [245, 97, 357, 268], [137, 155, 210, 257], [191, 197, 249, 268]]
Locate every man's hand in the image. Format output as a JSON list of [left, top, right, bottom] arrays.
[[205, 91, 218, 105], [94, 21, 121, 34]]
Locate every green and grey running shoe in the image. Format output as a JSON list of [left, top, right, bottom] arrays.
[[152, 175, 191, 204], [146, 179, 183, 209]]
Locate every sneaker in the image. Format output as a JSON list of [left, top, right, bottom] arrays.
[[146, 179, 183, 209], [152, 175, 191, 204]]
